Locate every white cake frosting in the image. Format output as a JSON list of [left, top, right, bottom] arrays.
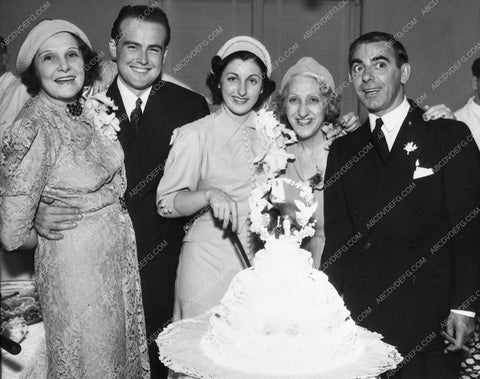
[[201, 238, 364, 376]]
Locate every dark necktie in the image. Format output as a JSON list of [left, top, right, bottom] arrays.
[[372, 118, 389, 162], [130, 98, 142, 132]]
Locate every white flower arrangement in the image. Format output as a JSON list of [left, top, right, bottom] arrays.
[[253, 109, 297, 178], [249, 177, 317, 243], [82, 91, 120, 141]]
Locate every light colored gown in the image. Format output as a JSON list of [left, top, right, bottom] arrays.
[[0, 94, 150, 379], [157, 105, 263, 320]]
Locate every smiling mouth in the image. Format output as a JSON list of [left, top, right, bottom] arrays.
[[55, 76, 76, 83], [131, 66, 150, 73], [362, 88, 381, 97], [233, 96, 248, 104], [296, 118, 314, 126]]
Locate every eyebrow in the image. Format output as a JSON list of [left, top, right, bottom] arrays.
[[122, 41, 164, 50], [371, 55, 391, 62], [37, 46, 80, 55]]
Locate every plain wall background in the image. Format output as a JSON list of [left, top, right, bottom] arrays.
[[1, 0, 479, 113], [1, 0, 479, 279]]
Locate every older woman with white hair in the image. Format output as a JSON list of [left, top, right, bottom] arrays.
[[276, 57, 350, 268]]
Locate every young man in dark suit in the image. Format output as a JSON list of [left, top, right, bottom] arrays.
[[322, 31, 480, 378], [106, 6, 209, 377], [34, 6, 209, 378]]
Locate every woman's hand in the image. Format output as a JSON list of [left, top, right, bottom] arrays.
[[206, 189, 238, 232], [423, 104, 456, 121]]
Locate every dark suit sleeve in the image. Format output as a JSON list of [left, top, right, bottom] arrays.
[[443, 122, 480, 312], [196, 96, 210, 119], [322, 139, 354, 294]]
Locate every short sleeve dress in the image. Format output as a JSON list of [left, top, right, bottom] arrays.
[[156, 105, 264, 319], [0, 93, 150, 378]]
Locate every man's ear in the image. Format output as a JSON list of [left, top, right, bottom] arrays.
[[163, 48, 168, 64], [473, 75, 478, 91], [109, 40, 117, 59], [400, 63, 411, 85]]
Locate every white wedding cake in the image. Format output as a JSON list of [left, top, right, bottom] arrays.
[[157, 177, 401, 378], [200, 237, 363, 376]]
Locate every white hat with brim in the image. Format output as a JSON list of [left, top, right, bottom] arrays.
[[16, 19, 91, 74]]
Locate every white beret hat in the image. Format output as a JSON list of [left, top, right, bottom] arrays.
[[16, 19, 91, 74], [280, 57, 335, 93], [215, 35, 272, 77]]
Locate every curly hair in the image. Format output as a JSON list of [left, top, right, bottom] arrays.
[[21, 33, 100, 97], [272, 73, 341, 127], [206, 50, 276, 111]]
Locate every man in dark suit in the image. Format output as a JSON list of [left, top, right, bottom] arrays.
[[34, 6, 209, 378], [106, 6, 209, 377], [322, 31, 480, 378]]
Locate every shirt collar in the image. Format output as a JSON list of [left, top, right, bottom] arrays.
[[468, 96, 480, 111], [116, 76, 152, 118], [368, 96, 410, 133], [219, 103, 257, 129]]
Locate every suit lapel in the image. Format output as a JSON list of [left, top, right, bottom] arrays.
[[364, 105, 431, 235]]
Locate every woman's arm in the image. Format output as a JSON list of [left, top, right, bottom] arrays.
[[173, 188, 239, 232], [0, 111, 57, 251]]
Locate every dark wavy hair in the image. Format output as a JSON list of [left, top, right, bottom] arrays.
[[21, 33, 100, 97], [472, 58, 480, 79], [272, 73, 341, 127], [348, 31, 409, 69], [110, 5, 171, 47], [206, 50, 276, 111]]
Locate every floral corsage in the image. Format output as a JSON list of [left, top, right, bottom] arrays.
[[82, 91, 120, 141]]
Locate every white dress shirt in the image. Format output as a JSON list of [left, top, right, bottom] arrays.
[[368, 96, 410, 151], [116, 77, 152, 121]]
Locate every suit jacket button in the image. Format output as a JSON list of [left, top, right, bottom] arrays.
[[364, 242, 372, 250], [411, 275, 417, 284]]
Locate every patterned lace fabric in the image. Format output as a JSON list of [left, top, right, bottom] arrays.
[[0, 94, 150, 378], [460, 317, 480, 378]]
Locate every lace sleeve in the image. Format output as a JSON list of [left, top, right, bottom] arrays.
[[0, 114, 58, 251]]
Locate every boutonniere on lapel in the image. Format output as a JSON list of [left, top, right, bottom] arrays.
[[403, 141, 418, 155], [413, 159, 435, 180]]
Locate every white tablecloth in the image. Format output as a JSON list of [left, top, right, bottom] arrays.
[[2, 322, 47, 379]]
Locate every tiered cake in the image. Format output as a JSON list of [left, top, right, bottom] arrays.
[[156, 178, 402, 378], [200, 237, 363, 376]]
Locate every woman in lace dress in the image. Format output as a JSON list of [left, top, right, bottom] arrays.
[[0, 20, 149, 378], [156, 36, 276, 320]]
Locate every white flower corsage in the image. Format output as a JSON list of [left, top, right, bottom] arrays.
[[82, 91, 120, 141], [404, 141, 418, 155]]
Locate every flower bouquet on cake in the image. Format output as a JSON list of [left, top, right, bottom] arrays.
[[156, 177, 403, 378]]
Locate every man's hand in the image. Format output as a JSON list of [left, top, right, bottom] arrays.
[[423, 104, 456, 121], [339, 112, 361, 133], [443, 312, 475, 353], [34, 196, 82, 240]]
